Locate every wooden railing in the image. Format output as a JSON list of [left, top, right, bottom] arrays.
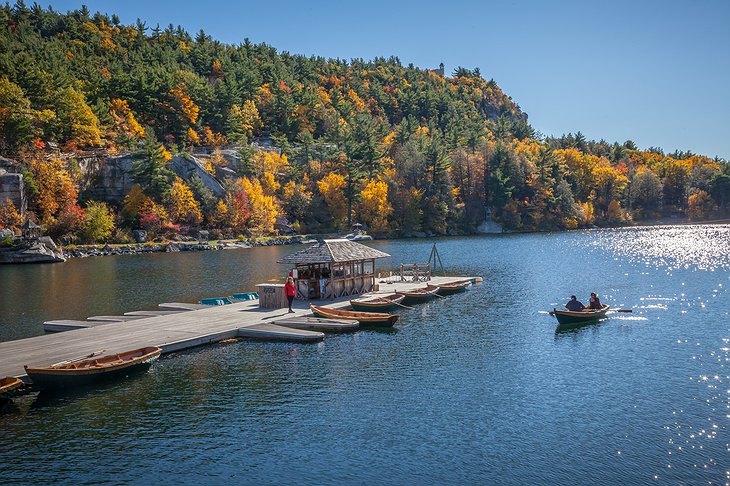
[[399, 263, 431, 282]]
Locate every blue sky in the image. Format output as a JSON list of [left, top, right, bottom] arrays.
[[43, 0, 730, 159]]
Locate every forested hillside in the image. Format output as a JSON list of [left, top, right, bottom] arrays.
[[1, 3, 728, 244]]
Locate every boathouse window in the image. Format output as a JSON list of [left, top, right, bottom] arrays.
[[364, 260, 373, 274]]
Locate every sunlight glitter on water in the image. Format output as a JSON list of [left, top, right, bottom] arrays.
[[588, 225, 730, 271]]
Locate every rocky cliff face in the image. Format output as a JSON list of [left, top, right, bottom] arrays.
[[78, 153, 225, 203]]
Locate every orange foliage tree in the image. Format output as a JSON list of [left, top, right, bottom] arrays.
[[0, 198, 22, 230], [26, 157, 79, 223]]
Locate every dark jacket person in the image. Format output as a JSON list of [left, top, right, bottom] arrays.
[[565, 295, 586, 311]]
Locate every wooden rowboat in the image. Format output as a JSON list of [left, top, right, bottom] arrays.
[[396, 287, 439, 304], [24, 346, 162, 390], [350, 294, 405, 311], [0, 376, 23, 403], [425, 280, 472, 295], [550, 305, 610, 328], [310, 305, 399, 327]]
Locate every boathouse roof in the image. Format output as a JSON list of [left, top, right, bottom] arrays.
[[278, 239, 390, 264]]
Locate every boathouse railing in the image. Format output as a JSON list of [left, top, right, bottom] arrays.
[[399, 263, 431, 282]]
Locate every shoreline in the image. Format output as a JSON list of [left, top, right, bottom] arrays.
[[55, 219, 730, 261]]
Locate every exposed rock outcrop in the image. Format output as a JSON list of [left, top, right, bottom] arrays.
[[0, 156, 26, 216], [0, 236, 65, 264]]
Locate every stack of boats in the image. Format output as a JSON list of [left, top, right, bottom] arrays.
[[310, 279, 473, 328]]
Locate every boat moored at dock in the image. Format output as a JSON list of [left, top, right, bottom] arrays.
[[349, 293, 405, 311], [425, 280, 472, 295], [310, 305, 399, 327], [24, 347, 162, 390], [396, 287, 439, 304], [0, 376, 23, 405]]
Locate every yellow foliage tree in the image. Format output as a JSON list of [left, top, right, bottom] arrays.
[[109, 99, 144, 138], [227, 100, 262, 143], [27, 157, 79, 223], [282, 181, 313, 224], [687, 190, 714, 220], [261, 171, 280, 196], [253, 151, 289, 178], [0, 198, 22, 230], [170, 83, 199, 125], [358, 179, 392, 233], [123, 184, 150, 217], [54, 86, 102, 148], [186, 127, 200, 145], [578, 201, 595, 225], [202, 126, 227, 146], [168, 178, 202, 224], [242, 177, 279, 235], [210, 199, 229, 228], [317, 172, 347, 227]]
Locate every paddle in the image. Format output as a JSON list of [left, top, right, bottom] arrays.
[[614, 309, 633, 313], [51, 349, 105, 367], [392, 301, 416, 310]]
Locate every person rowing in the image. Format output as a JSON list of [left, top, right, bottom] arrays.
[[565, 295, 586, 311]]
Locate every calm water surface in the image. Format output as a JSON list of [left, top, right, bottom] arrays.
[[1, 226, 729, 484]]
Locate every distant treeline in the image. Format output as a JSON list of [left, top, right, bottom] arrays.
[[0, 3, 728, 244]]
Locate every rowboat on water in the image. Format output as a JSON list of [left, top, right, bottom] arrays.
[[425, 280, 472, 296], [396, 287, 439, 304], [550, 305, 610, 327], [0, 376, 23, 404], [349, 293, 405, 311], [24, 346, 162, 390], [310, 305, 399, 327]]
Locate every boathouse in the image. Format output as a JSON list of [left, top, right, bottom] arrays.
[[277, 239, 390, 300]]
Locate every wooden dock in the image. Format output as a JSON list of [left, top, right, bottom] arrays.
[[0, 276, 477, 379]]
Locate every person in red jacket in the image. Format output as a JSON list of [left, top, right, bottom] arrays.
[[285, 276, 296, 313]]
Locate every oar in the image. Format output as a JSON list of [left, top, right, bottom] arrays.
[[614, 309, 633, 313], [392, 301, 416, 310], [51, 349, 105, 367]]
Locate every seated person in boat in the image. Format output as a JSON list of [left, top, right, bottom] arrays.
[[588, 292, 602, 309], [565, 295, 586, 311]]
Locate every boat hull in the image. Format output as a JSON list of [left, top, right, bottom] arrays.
[[552, 306, 610, 327], [426, 281, 471, 296], [310, 305, 398, 327], [349, 294, 405, 311], [397, 288, 439, 304], [25, 347, 161, 390], [0, 377, 23, 404]]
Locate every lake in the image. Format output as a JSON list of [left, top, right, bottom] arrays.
[[1, 225, 729, 484]]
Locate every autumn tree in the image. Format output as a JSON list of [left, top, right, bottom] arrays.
[[282, 181, 313, 226], [317, 172, 348, 228], [223, 179, 251, 232], [53, 86, 102, 149], [0, 198, 22, 230], [83, 201, 115, 242], [227, 100, 262, 144], [242, 177, 278, 235], [358, 179, 392, 234], [25, 157, 79, 223], [687, 190, 714, 220], [168, 178, 202, 224]]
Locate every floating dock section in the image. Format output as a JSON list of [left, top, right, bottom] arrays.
[[1, 276, 478, 379]]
